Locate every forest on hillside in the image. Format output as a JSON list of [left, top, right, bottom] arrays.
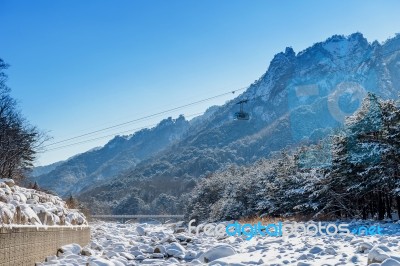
[[186, 93, 400, 222]]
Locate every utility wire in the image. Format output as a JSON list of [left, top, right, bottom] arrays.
[[44, 124, 158, 152], [43, 87, 247, 148], [44, 112, 205, 152]]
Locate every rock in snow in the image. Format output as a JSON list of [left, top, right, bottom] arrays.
[[57, 243, 82, 256], [198, 244, 236, 263], [368, 247, 391, 264], [136, 225, 147, 236], [87, 257, 116, 266], [165, 242, 186, 257]]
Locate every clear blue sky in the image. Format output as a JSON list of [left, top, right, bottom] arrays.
[[0, 0, 399, 166]]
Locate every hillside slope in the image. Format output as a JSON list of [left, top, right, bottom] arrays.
[[33, 115, 190, 196]]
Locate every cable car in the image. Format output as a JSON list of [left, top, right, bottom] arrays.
[[234, 100, 250, 120]]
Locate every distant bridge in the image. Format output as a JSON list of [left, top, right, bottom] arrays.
[[90, 214, 185, 223]]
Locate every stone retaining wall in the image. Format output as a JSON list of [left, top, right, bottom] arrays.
[[0, 226, 90, 266]]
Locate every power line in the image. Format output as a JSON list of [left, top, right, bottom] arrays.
[[44, 124, 157, 152], [44, 112, 205, 152], [44, 87, 246, 148]]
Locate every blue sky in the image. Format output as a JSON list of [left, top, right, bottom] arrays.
[[0, 0, 399, 165]]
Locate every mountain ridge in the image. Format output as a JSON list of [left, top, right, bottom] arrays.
[[32, 115, 190, 196]]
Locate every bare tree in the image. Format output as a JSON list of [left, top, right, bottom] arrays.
[[0, 58, 47, 179]]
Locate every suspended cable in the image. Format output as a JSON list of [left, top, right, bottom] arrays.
[[44, 112, 204, 152], [44, 87, 246, 148]]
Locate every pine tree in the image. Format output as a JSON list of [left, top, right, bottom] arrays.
[[380, 99, 400, 219]]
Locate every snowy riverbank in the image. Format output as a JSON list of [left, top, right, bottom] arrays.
[[36, 220, 400, 265], [0, 178, 87, 225]]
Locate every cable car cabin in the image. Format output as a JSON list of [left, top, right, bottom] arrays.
[[234, 100, 250, 120], [234, 111, 250, 120]]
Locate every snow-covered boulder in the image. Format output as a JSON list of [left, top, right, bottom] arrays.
[[188, 259, 203, 265], [309, 246, 323, 254], [368, 246, 390, 264], [136, 225, 147, 236], [81, 247, 94, 256], [165, 242, 186, 258], [380, 259, 400, 266], [0, 178, 14, 187], [198, 244, 236, 263], [0, 202, 14, 224], [87, 257, 116, 266], [109, 259, 125, 266], [154, 245, 167, 255], [119, 252, 134, 260], [324, 247, 337, 255], [370, 259, 400, 266], [57, 244, 82, 256], [103, 250, 118, 258], [358, 242, 373, 253], [19, 204, 41, 224]]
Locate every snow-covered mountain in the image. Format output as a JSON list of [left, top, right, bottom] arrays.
[[30, 160, 65, 177], [32, 115, 190, 196], [37, 33, 400, 213]]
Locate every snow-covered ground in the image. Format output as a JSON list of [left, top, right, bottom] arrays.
[[4, 176, 397, 265], [36, 220, 400, 266], [0, 178, 87, 225]]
